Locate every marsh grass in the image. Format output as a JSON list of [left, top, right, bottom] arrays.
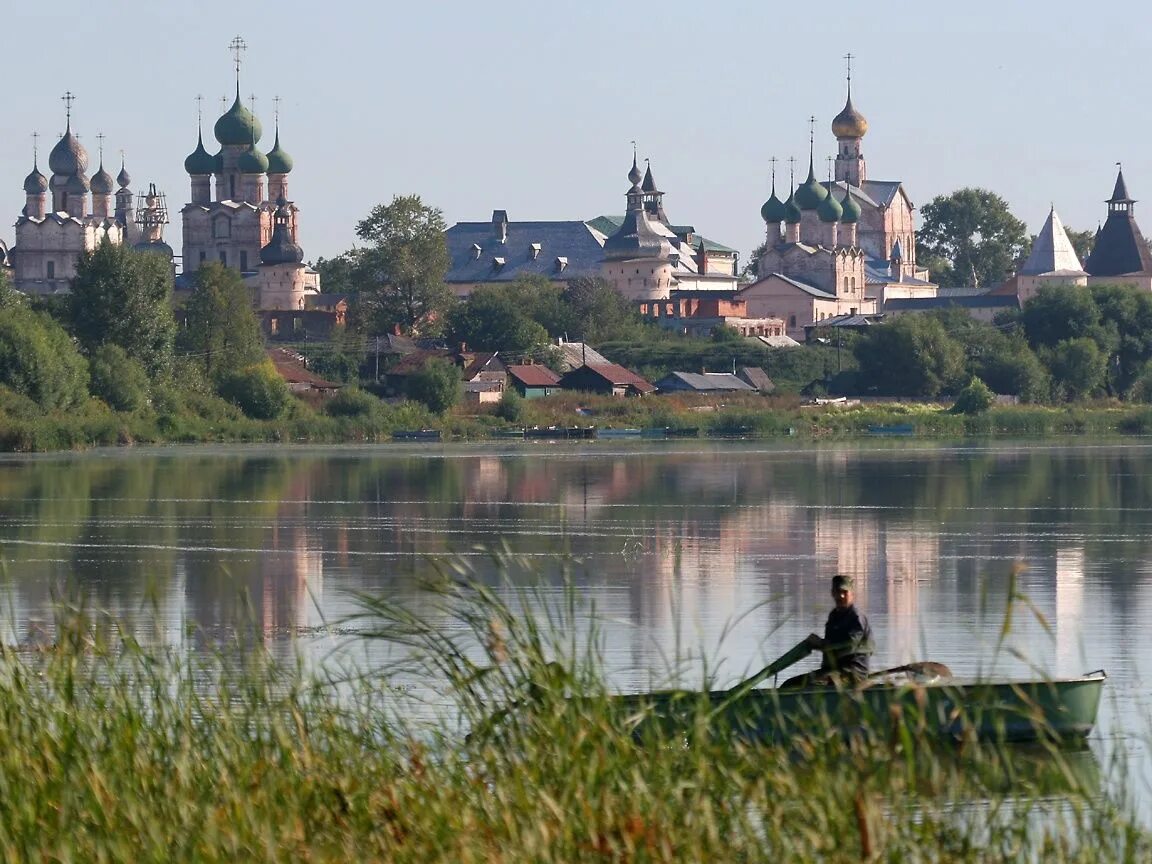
[[0, 556, 1147, 861]]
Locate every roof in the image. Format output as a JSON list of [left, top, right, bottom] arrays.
[[265, 348, 341, 390], [737, 366, 775, 391], [804, 314, 884, 330], [506, 364, 561, 387], [589, 215, 736, 253], [464, 379, 503, 393], [860, 180, 908, 208], [863, 258, 936, 286], [748, 334, 802, 349], [303, 293, 348, 310], [746, 272, 837, 300], [1084, 208, 1152, 277], [884, 295, 1019, 311], [655, 371, 754, 393], [556, 340, 610, 370], [459, 352, 503, 379], [445, 219, 606, 284], [562, 363, 656, 393], [935, 286, 992, 298], [1019, 208, 1086, 276]]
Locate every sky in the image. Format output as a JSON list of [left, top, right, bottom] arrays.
[[3, 0, 1150, 270]]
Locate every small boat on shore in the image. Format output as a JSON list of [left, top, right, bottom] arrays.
[[612, 671, 1106, 745]]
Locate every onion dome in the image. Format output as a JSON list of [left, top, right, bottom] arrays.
[[65, 173, 90, 194], [793, 164, 829, 210], [184, 130, 216, 175], [839, 188, 861, 223], [24, 164, 48, 195], [761, 191, 787, 224], [117, 163, 131, 188], [627, 154, 642, 188], [817, 183, 843, 223], [831, 95, 868, 139], [237, 144, 269, 175], [133, 240, 174, 260], [784, 192, 802, 224], [265, 130, 293, 174], [49, 126, 89, 176], [260, 199, 304, 265], [214, 91, 263, 146], [91, 163, 114, 195]]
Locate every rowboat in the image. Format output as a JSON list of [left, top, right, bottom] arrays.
[[611, 670, 1106, 745]]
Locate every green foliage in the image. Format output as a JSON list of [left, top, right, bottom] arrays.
[[1020, 284, 1102, 348], [89, 344, 150, 412], [323, 386, 379, 418], [560, 277, 647, 343], [312, 252, 360, 296], [446, 283, 550, 352], [349, 194, 452, 335], [950, 377, 995, 414], [1046, 338, 1108, 402], [0, 305, 89, 410], [216, 361, 292, 420], [496, 389, 528, 423], [70, 240, 176, 377], [854, 315, 966, 397], [916, 188, 1028, 289], [405, 357, 461, 414], [181, 262, 266, 382]]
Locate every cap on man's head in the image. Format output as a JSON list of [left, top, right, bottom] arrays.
[[831, 574, 854, 592]]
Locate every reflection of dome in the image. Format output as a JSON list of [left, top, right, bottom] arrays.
[[265, 132, 293, 174], [840, 188, 861, 224], [91, 164, 114, 195], [184, 131, 216, 175], [237, 145, 269, 175], [831, 96, 868, 139], [133, 240, 174, 260], [49, 127, 89, 176], [214, 93, 263, 146], [24, 166, 48, 195]]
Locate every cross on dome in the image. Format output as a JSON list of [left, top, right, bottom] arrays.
[[229, 35, 247, 81], [61, 91, 75, 124]]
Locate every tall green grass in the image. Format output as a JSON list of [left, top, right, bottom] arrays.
[[0, 562, 1146, 861]]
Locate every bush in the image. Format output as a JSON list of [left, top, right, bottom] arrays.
[[89, 344, 150, 412], [216, 362, 292, 420], [406, 358, 461, 414], [0, 307, 89, 410], [496, 389, 527, 423], [950, 377, 995, 415], [324, 386, 380, 418]]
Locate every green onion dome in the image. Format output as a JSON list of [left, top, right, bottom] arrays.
[[839, 188, 861, 224], [784, 192, 802, 224], [793, 166, 828, 210], [761, 190, 787, 224], [90, 163, 114, 195], [237, 145, 269, 175], [23, 165, 48, 195], [184, 131, 217, 175], [265, 132, 293, 175], [817, 184, 843, 222], [214, 92, 263, 147]]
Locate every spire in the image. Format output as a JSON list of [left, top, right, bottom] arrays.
[[641, 159, 657, 193], [1109, 162, 1133, 204], [627, 141, 642, 188], [794, 118, 829, 210], [229, 35, 247, 93], [1019, 206, 1086, 276]]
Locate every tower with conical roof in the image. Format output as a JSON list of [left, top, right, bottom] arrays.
[[600, 152, 676, 301], [832, 54, 867, 187], [1084, 165, 1152, 288], [1017, 205, 1088, 302], [259, 197, 308, 310]]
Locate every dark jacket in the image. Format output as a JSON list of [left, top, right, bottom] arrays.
[[819, 605, 874, 677]]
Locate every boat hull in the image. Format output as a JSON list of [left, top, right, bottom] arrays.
[[612, 674, 1105, 744]]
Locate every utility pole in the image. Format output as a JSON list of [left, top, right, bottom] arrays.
[[374, 335, 380, 382]]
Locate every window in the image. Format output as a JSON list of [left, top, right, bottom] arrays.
[[219, 251, 227, 265], [270, 317, 278, 335], [240, 250, 248, 271], [199, 251, 207, 263], [46, 261, 55, 279], [788, 315, 797, 328], [213, 218, 230, 239]]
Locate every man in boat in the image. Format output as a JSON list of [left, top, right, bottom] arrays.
[[782, 574, 874, 688]]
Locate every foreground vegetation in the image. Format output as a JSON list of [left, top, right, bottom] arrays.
[[0, 572, 1147, 861]]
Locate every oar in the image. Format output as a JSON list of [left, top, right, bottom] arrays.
[[707, 639, 815, 718]]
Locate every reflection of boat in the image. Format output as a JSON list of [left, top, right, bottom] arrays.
[[491, 428, 526, 439], [524, 426, 596, 440], [613, 673, 1106, 744], [392, 429, 442, 441], [596, 428, 643, 440]]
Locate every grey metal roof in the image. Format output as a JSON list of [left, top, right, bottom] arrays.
[[1019, 208, 1086, 276], [935, 286, 993, 298], [757, 272, 837, 300], [748, 334, 801, 348], [863, 258, 935, 286], [445, 220, 606, 284], [590, 215, 736, 254], [655, 371, 754, 393], [804, 313, 883, 329], [884, 295, 1019, 311], [861, 180, 906, 208]]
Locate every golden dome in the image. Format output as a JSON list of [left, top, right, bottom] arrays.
[[831, 96, 868, 139]]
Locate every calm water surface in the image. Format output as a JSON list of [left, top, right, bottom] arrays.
[[0, 441, 1149, 793]]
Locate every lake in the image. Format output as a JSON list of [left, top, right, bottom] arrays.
[[0, 441, 1149, 792]]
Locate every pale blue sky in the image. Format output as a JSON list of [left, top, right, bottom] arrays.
[[3, 0, 1148, 268]]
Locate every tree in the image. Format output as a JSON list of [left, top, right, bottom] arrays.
[[405, 357, 460, 414], [853, 315, 966, 397], [950, 377, 995, 414], [1063, 227, 1095, 264], [1089, 283, 1152, 397], [916, 189, 1028, 289], [313, 252, 361, 297], [560, 276, 644, 342], [217, 361, 292, 419], [1019, 284, 1102, 349], [89, 344, 149, 411], [446, 284, 549, 352], [0, 306, 89, 410], [181, 262, 265, 382], [1046, 338, 1107, 401], [70, 240, 176, 377], [351, 195, 452, 335], [742, 241, 767, 279]]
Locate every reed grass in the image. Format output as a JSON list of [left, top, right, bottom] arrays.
[[0, 560, 1147, 861]]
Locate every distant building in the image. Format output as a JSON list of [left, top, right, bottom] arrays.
[[1015, 206, 1087, 303], [1084, 167, 1152, 290], [637, 289, 785, 338], [558, 363, 655, 397], [654, 372, 755, 394], [506, 364, 561, 399]]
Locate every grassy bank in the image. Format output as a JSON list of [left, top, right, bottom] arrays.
[[0, 576, 1146, 861]]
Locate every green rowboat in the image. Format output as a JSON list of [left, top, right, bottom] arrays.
[[612, 672, 1106, 745]]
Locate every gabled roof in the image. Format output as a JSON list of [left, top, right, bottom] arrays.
[[737, 366, 775, 391], [743, 272, 836, 300], [556, 340, 610, 370], [1019, 208, 1086, 276], [655, 371, 754, 393], [506, 364, 561, 387], [561, 363, 656, 393], [459, 352, 503, 379], [748, 334, 802, 349], [861, 180, 909, 209], [445, 219, 606, 284], [266, 348, 341, 390]]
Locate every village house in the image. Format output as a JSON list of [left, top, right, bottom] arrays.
[[558, 363, 655, 397]]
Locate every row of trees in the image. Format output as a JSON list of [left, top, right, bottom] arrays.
[[842, 283, 1152, 403]]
